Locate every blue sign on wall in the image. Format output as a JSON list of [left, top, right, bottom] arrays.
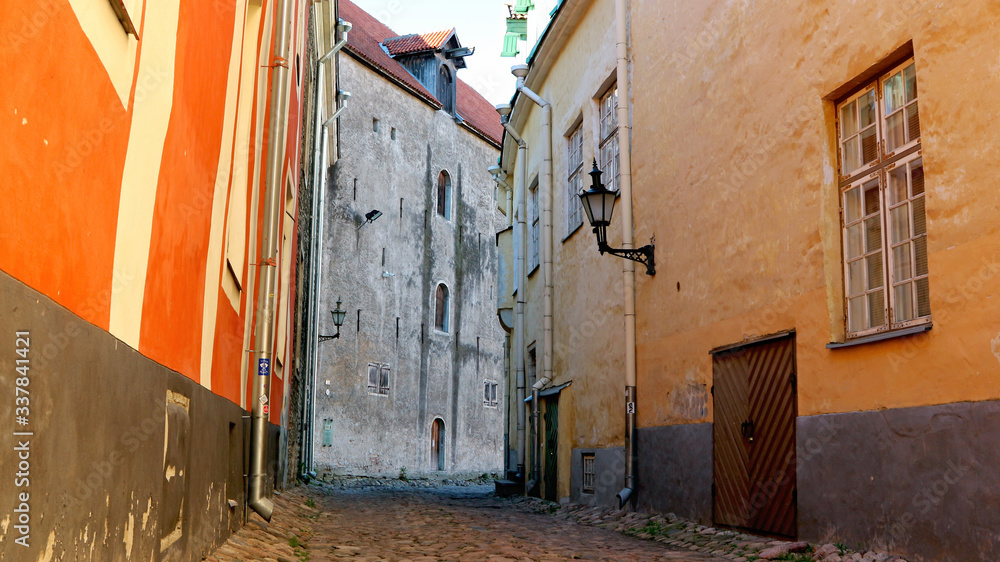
[[258, 358, 270, 377]]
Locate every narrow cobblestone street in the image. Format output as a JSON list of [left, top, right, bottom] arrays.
[[206, 480, 726, 561], [206, 479, 908, 561]]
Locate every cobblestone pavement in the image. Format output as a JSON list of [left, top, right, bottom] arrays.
[[206, 479, 724, 561], [205, 478, 908, 562]]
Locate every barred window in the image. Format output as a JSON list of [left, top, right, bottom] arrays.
[[837, 59, 928, 338], [582, 453, 596, 493]]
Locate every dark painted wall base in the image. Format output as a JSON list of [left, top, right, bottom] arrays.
[[797, 401, 1000, 562], [636, 423, 713, 524], [0, 269, 280, 560], [570, 447, 625, 508]]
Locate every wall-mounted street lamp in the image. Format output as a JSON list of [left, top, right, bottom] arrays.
[[578, 160, 655, 275], [319, 297, 347, 342], [357, 209, 382, 230]]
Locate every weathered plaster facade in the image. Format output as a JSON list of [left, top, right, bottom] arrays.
[[313, 2, 504, 478], [499, 0, 1000, 559]]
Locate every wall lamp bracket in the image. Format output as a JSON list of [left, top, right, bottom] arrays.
[[319, 298, 347, 342], [579, 160, 655, 275]]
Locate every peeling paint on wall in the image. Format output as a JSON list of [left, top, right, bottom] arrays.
[[991, 332, 1000, 365]]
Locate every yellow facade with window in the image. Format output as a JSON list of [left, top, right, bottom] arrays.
[[500, 0, 1000, 558]]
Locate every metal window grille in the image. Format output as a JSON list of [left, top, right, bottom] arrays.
[[582, 454, 596, 493], [837, 59, 928, 338]]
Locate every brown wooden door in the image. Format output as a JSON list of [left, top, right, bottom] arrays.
[[713, 333, 797, 537], [431, 419, 444, 471]]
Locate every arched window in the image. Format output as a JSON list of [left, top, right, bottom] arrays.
[[435, 283, 450, 332], [437, 171, 451, 219], [437, 65, 454, 114]]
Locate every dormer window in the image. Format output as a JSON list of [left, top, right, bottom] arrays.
[[437, 65, 455, 114], [381, 27, 470, 117]]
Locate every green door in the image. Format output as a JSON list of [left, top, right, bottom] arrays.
[[543, 398, 558, 501]]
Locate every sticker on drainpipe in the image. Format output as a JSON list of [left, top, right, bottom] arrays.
[[626, 402, 636, 414], [258, 358, 269, 377]]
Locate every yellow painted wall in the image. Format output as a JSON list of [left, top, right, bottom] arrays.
[[506, 0, 634, 500], [628, 0, 1000, 423]]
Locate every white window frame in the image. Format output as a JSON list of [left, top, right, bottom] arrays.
[[529, 181, 540, 272], [565, 123, 584, 237], [483, 380, 499, 408], [837, 58, 928, 339], [598, 86, 619, 193]]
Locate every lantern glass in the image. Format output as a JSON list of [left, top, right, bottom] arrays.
[[332, 298, 347, 327]]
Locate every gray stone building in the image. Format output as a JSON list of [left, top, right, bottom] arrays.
[[312, 0, 505, 478]]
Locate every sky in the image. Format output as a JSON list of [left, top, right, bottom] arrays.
[[347, 0, 549, 106]]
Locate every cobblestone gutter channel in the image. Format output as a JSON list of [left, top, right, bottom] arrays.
[[205, 478, 911, 561]]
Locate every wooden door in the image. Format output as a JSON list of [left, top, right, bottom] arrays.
[[431, 418, 444, 471], [713, 333, 797, 537]]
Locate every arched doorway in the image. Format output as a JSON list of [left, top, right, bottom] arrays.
[[431, 418, 445, 471]]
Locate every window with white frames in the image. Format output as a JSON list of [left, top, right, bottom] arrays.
[[529, 182, 540, 271], [837, 58, 927, 338], [483, 380, 498, 408], [367, 362, 390, 395], [566, 124, 584, 235], [599, 86, 620, 193]]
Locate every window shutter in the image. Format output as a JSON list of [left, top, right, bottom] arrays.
[[379, 365, 390, 394], [368, 363, 378, 390]]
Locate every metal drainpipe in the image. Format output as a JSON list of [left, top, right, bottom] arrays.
[[498, 105, 527, 483], [512, 65, 553, 497], [249, 0, 293, 521], [525, 376, 550, 493], [614, 0, 638, 509], [305, 18, 350, 475]]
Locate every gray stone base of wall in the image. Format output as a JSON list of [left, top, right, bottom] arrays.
[[0, 269, 279, 561], [636, 423, 713, 524], [569, 447, 625, 508], [797, 401, 1000, 561]]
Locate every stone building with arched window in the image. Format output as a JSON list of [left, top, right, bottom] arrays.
[[312, 0, 505, 478]]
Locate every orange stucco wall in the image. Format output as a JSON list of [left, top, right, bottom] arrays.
[[628, 0, 1000, 424], [0, 0, 131, 330], [3, 0, 308, 424], [140, 0, 238, 378]]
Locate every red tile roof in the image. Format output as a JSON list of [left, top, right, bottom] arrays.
[[382, 29, 454, 57], [339, 0, 502, 146]]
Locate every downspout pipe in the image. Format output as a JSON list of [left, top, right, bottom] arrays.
[[302, 16, 350, 478], [497, 103, 527, 484], [613, 0, 638, 509], [512, 64, 553, 497], [250, 0, 294, 521]]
